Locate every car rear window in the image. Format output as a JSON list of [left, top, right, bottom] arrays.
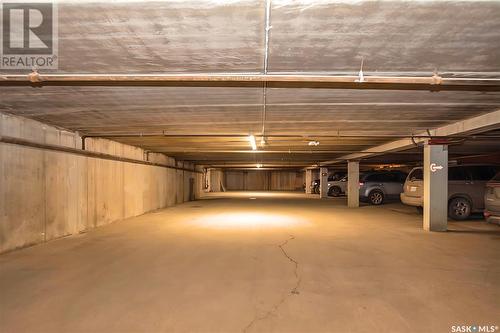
[[467, 166, 499, 181], [397, 172, 408, 182], [404, 166, 498, 181], [449, 167, 469, 181], [364, 173, 384, 182], [364, 173, 402, 182], [384, 173, 405, 182], [328, 173, 345, 181], [408, 168, 423, 181]]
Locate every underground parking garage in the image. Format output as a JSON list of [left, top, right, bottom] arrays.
[[1, 0, 500, 332]]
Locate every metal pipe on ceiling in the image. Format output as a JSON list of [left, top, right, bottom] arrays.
[[81, 133, 500, 139], [1, 73, 499, 90], [260, 0, 272, 143], [148, 150, 426, 154], [263, 0, 272, 76], [218, 168, 304, 171], [150, 151, 496, 156]]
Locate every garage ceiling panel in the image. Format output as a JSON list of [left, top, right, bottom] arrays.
[[37, 1, 264, 74], [1, 0, 499, 167], [269, 0, 500, 73]]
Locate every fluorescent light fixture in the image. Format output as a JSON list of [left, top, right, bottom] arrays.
[[248, 135, 257, 150]]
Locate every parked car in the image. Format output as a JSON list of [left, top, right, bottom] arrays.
[[484, 171, 500, 225], [330, 172, 347, 181], [328, 176, 348, 197], [359, 171, 407, 205], [400, 165, 499, 220], [400, 168, 424, 212], [312, 172, 346, 194], [311, 179, 320, 194]]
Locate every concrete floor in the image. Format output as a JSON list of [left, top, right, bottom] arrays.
[[1, 192, 499, 333]]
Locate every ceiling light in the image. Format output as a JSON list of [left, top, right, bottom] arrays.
[[248, 135, 257, 150], [256, 163, 263, 168], [308, 141, 320, 146]]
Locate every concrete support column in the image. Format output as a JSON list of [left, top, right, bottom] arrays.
[[423, 144, 448, 231], [347, 161, 360, 208], [205, 169, 211, 192], [305, 169, 313, 194], [319, 167, 328, 198]]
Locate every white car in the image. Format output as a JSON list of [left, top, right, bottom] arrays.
[[327, 176, 347, 197]]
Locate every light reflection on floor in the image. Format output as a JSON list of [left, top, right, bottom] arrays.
[[191, 211, 310, 229], [202, 191, 318, 200]]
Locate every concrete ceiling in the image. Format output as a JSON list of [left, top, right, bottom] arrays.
[[1, 0, 500, 168]]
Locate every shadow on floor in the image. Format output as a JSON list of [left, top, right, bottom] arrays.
[[447, 228, 500, 235]]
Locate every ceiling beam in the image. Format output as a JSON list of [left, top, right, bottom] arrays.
[[149, 149, 424, 154], [86, 133, 500, 139], [1, 73, 500, 91], [320, 109, 500, 165]]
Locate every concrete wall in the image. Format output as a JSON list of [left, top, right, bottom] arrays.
[[224, 170, 304, 191], [207, 168, 224, 192], [0, 113, 201, 253]]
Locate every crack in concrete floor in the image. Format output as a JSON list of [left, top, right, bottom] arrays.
[[242, 235, 301, 333]]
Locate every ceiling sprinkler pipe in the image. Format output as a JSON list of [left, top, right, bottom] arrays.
[[1, 73, 499, 90]]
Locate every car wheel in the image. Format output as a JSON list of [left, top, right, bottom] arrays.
[[369, 190, 384, 205], [416, 206, 423, 214], [329, 186, 341, 197], [448, 197, 471, 220]]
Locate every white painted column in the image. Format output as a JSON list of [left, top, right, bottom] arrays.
[[347, 161, 360, 208], [305, 169, 313, 194], [423, 144, 448, 231], [319, 167, 328, 198]]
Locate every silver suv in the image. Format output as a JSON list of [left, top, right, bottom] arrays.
[[401, 165, 499, 220], [359, 171, 407, 205]]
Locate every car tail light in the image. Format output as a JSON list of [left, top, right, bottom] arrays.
[[484, 210, 491, 218], [359, 182, 364, 186]]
